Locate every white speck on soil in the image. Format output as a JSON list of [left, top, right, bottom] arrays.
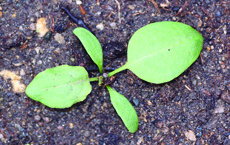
[[54, 33, 65, 44], [96, 23, 104, 31], [184, 130, 196, 141]]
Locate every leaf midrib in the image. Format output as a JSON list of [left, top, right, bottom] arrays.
[[41, 79, 87, 91]]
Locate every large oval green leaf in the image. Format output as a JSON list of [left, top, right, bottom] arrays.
[[106, 86, 138, 133], [127, 21, 203, 83], [108, 21, 203, 84], [73, 27, 103, 73], [25, 65, 92, 108]]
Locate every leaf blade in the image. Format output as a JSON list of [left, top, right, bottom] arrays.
[[126, 21, 203, 84], [25, 65, 92, 108], [73, 27, 103, 73], [106, 86, 138, 133]]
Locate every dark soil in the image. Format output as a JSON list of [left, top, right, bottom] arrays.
[[0, 0, 230, 144]]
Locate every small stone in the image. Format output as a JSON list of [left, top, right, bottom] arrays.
[[76, 0, 82, 5], [69, 123, 74, 129], [57, 125, 63, 130], [214, 105, 224, 113], [184, 130, 196, 141], [11, 12, 17, 18], [0, 133, 3, 139], [133, 98, 139, 106], [0, 98, 3, 102], [36, 18, 49, 37], [84, 131, 90, 137], [76, 143, 83, 145], [37, 60, 42, 65], [20, 69, 25, 76], [34, 115, 41, 121], [44, 32, 52, 41], [70, 58, 75, 62], [96, 23, 104, 31], [34, 47, 41, 54], [53, 48, 60, 54], [110, 22, 117, 29], [0, 11, 2, 18], [192, 80, 197, 85], [54, 33, 65, 44], [219, 49, 222, 53], [221, 64, 226, 69], [147, 100, 152, 105], [207, 46, 211, 51], [221, 91, 230, 103], [172, 7, 180, 12], [128, 5, 135, 10], [215, 11, 221, 18], [43, 117, 50, 123]]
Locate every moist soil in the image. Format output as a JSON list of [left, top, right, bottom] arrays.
[[0, 0, 230, 144]]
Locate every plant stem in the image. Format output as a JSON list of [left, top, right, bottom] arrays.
[[89, 77, 99, 82], [108, 64, 128, 77]]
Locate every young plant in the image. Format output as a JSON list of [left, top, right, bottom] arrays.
[[25, 21, 203, 133]]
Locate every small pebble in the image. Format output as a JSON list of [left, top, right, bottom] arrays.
[[36, 18, 49, 37], [57, 125, 64, 130], [54, 33, 65, 44], [69, 123, 74, 129], [53, 48, 60, 54], [84, 131, 90, 137], [185, 130, 196, 141], [215, 11, 221, 18], [128, 5, 135, 10], [37, 60, 42, 65], [110, 22, 116, 29], [133, 98, 139, 106], [96, 23, 104, 31], [43, 117, 50, 123], [214, 105, 224, 113], [221, 91, 230, 103], [172, 7, 180, 12], [44, 32, 52, 41], [0, 133, 3, 139], [34, 115, 41, 121]]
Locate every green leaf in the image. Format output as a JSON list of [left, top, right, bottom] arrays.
[[106, 86, 138, 133], [73, 27, 103, 73], [25, 65, 92, 108], [109, 21, 203, 84]]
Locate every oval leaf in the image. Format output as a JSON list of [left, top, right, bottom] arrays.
[[122, 21, 203, 84], [25, 65, 92, 108], [73, 27, 103, 73], [106, 86, 138, 133]]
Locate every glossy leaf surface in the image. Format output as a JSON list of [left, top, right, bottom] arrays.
[[26, 65, 92, 108], [109, 21, 203, 84], [73, 27, 103, 73], [106, 86, 138, 133]]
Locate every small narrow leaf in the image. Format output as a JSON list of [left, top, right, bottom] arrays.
[[125, 21, 203, 84], [25, 65, 92, 108], [106, 86, 138, 133], [73, 27, 103, 73]]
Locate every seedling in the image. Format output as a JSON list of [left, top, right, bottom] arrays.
[[26, 21, 203, 133]]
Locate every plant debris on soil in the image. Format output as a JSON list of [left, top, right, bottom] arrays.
[[0, 0, 230, 144]]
